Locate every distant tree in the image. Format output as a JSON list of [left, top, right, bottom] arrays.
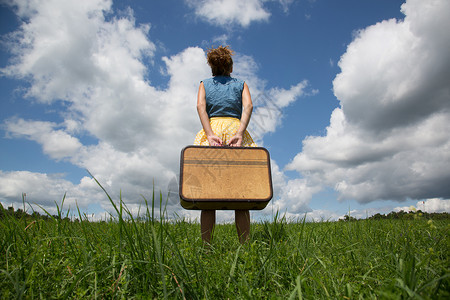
[[340, 215, 357, 222], [372, 213, 384, 220], [367, 210, 449, 220]]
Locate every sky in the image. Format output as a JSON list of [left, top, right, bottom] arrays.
[[0, 0, 449, 222]]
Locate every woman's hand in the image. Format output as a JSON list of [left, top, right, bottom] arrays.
[[207, 135, 223, 146], [228, 134, 243, 147]]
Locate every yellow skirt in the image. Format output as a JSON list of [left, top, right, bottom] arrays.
[[194, 117, 257, 147]]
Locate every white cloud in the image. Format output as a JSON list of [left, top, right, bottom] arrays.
[[211, 34, 230, 45], [287, 0, 450, 204], [0, 170, 103, 214], [1, 0, 134, 103], [255, 160, 319, 221], [186, 0, 270, 27], [270, 178, 319, 214], [5, 118, 83, 160], [278, 0, 294, 14], [395, 198, 450, 214], [0, 0, 309, 219], [250, 81, 310, 142], [185, 0, 296, 28]]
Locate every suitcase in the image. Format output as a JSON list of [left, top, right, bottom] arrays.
[[179, 146, 273, 210]]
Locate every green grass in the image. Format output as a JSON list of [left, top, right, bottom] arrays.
[[1, 190, 449, 299]]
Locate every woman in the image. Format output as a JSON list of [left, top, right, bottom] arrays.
[[194, 46, 257, 244]]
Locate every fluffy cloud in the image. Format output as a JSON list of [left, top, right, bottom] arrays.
[[0, 170, 103, 213], [267, 162, 319, 214], [287, 0, 450, 204], [0, 0, 308, 219], [250, 81, 310, 143], [5, 118, 83, 160], [185, 0, 296, 28], [185, 0, 270, 27], [395, 198, 450, 214]]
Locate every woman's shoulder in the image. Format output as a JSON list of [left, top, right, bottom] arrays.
[[201, 77, 213, 83], [230, 77, 245, 89]]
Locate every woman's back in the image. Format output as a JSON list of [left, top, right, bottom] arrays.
[[203, 76, 244, 119]]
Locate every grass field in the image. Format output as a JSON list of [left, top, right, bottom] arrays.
[[1, 191, 449, 299]]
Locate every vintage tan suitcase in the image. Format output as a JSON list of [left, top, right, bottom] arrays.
[[179, 146, 273, 210]]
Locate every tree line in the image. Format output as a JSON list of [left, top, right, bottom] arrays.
[[0, 203, 69, 222], [340, 209, 449, 221], [2, 202, 449, 222]]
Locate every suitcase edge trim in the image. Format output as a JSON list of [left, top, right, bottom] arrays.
[[180, 198, 271, 210]]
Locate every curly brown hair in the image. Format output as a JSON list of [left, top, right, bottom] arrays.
[[206, 46, 234, 76]]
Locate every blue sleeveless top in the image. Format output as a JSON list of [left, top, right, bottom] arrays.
[[202, 76, 244, 119]]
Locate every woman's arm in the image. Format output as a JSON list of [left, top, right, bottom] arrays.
[[197, 82, 223, 146], [228, 82, 253, 147]]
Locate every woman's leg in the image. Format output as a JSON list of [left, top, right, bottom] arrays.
[[201, 210, 216, 243], [235, 210, 250, 244]]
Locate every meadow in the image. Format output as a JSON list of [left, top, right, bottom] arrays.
[[1, 190, 449, 299]]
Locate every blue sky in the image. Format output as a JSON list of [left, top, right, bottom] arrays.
[[1, 0, 449, 222]]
